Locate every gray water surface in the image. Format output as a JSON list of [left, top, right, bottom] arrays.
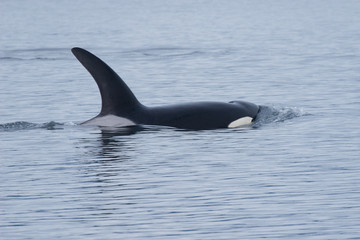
[[1, 1, 360, 239]]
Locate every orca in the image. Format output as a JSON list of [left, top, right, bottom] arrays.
[[72, 47, 260, 130]]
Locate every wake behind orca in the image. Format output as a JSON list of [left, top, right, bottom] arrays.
[[72, 47, 260, 130]]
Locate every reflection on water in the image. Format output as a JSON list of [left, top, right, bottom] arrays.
[[93, 126, 143, 161], [83, 126, 142, 162], [100, 126, 143, 137]]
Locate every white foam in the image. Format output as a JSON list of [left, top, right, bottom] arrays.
[[82, 114, 135, 127], [228, 116, 253, 128]]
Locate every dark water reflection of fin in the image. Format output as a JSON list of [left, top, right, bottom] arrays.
[[100, 125, 143, 139]]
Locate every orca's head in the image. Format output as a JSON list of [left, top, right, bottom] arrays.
[[229, 100, 260, 118]]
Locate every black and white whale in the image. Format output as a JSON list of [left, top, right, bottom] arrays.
[[72, 47, 260, 130]]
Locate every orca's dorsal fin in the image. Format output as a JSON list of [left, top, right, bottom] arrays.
[[72, 47, 141, 116]]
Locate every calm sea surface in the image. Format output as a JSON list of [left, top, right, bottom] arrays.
[[1, 0, 360, 239]]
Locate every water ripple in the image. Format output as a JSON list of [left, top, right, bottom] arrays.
[[0, 121, 67, 131]]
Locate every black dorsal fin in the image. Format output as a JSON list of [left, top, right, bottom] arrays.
[[72, 47, 141, 115]]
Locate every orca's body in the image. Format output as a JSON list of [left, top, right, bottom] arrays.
[[72, 47, 259, 130]]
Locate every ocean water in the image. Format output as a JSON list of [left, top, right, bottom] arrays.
[[1, 0, 360, 239]]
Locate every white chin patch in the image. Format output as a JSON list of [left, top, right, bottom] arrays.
[[228, 116, 253, 128], [82, 114, 136, 127]]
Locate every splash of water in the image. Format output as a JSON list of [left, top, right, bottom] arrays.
[[253, 105, 309, 128], [0, 121, 66, 131]]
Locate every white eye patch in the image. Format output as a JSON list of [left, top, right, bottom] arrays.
[[228, 117, 253, 128]]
